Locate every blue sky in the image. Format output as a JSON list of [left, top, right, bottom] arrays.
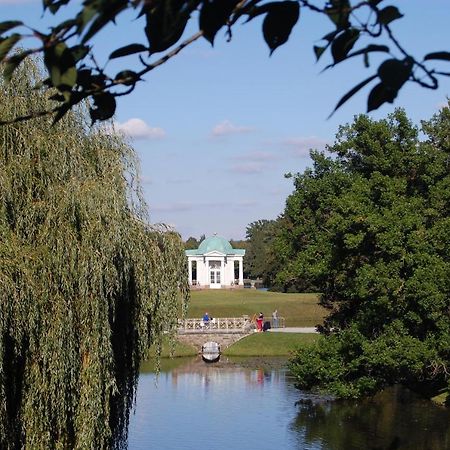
[[1, 0, 449, 239]]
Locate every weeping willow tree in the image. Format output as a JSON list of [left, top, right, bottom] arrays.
[[0, 60, 188, 449]]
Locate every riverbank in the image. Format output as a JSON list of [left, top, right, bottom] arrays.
[[147, 332, 319, 360], [223, 332, 318, 357]]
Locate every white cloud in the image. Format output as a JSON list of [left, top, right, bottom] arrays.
[[115, 118, 166, 140], [211, 120, 254, 137], [283, 136, 329, 157]]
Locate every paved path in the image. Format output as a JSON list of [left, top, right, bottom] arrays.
[[269, 327, 318, 333]]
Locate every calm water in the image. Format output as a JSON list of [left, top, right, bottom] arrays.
[[128, 357, 450, 450]]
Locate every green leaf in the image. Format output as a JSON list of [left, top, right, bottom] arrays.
[[44, 0, 71, 15], [75, 69, 92, 88], [114, 70, 140, 86], [145, 1, 195, 54], [365, 57, 413, 111], [331, 28, 359, 63], [424, 51, 450, 62], [377, 57, 412, 90], [109, 43, 148, 59], [325, 0, 351, 29], [314, 45, 327, 61], [200, 0, 240, 45], [76, 5, 97, 34], [377, 6, 403, 25], [70, 44, 90, 62], [243, 2, 275, 22], [367, 82, 395, 111], [0, 33, 21, 62], [43, 42, 77, 91], [324, 44, 389, 70], [322, 30, 340, 42], [347, 45, 389, 60], [80, 1, 128, 43], [0, 21, 23, 35], [90, 93, 116, 124], [329, 74, 377, 117], [262, 1, 300, 55], [3, 51, 30, 82]]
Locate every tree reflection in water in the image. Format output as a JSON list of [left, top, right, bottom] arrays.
[[291, 386, 450, 450]]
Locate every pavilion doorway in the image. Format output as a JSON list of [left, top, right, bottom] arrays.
[[209, 260, 222, 289]]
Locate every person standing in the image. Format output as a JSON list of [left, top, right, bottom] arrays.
[[257, 312, 264, 332], [203, 312, 210, 330], [272, 309, 278, 328]]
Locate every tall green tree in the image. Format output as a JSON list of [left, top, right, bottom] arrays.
[[281, 107, 450, 399], [245, 219, 280, 285], [0, 1, 448, 124], [0, 61, 188, 449], [184, 236, 200, 249]]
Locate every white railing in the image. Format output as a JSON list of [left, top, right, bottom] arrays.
[[178, 316, 285, 333], [178, 317, 251, 333]]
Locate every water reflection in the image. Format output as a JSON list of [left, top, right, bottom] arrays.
[[129, 358, 450, 450], [291, 386, 450, 450], [129, 357, 305, 450]]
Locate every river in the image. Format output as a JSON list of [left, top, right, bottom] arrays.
[[128, 357, 449, 450]]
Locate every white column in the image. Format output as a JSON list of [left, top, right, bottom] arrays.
[[188, 259, 192, 285], [204, 257, 209, 287], [239, 258, 243, 285]]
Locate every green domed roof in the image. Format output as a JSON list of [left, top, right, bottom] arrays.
[[197, 235, 233, 254]]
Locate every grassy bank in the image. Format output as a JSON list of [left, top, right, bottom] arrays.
[[223, 332, 319, 357], [147, 337, 197, 358], [187, 289, 326, 327], [145, 332, 319, 360]]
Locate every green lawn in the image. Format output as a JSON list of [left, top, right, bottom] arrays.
[[147, 337, 197, 358], [144, 333, 319, 360], [223, 332, 319, 356], [144, 290, 326, 360], [187, 289, 326, 327]]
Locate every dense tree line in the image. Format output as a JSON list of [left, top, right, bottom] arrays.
[[255, 106, 449, 400], [244, 220, 279, 284], [184, 235, 205, 250], [0, 61, 188, 449]]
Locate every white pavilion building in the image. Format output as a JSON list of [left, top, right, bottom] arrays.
[[185, 235, 245, 289]]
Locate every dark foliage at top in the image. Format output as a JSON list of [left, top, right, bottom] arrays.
[[0, 0, 448, 125]]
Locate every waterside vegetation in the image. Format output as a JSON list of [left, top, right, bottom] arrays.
[[281, 108, 450, 402], [0, 61, 188, 449]]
